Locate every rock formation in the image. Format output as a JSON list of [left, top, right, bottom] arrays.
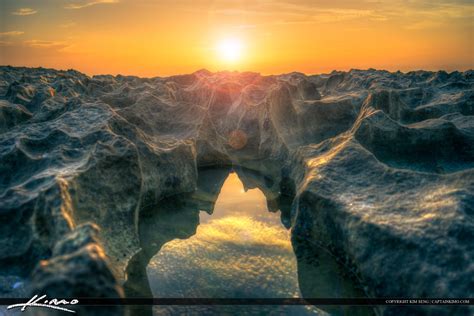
[[0, 66, 472, 315]]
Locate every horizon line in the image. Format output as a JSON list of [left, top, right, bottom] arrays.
[[1, 64, 473, 79]]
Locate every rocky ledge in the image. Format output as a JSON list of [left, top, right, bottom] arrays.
[[0, 66, 473, 315]]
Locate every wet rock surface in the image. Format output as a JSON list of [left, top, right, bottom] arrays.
[[0, 66, 472, 315]]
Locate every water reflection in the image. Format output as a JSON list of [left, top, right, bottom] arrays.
[[123, 168, 230, 300], [150, 173, 299, 295], [124, 167, 374, 316]]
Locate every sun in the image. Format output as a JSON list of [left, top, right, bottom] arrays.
[[216, 38, 243, 63]]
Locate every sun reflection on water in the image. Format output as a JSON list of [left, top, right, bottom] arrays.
[[148, 173, 298, 296], [147, 172, 321, 314]]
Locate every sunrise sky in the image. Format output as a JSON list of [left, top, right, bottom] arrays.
[[0, 0, 473, 76]]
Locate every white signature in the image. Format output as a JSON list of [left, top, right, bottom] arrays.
[[7, 295, 79, 313]]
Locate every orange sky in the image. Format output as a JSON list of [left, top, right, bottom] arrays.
[[0, 0, 473, 76]]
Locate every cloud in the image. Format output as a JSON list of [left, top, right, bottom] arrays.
[[205, 0, 473, 27], [11, 8, 37, 16], [24, 40, 68, 49], [378, 1, 474, 30], [299, 8, 381, 23], [64, 0, 119, 10], [206, 2, 387, 25], [0, 32, 24, 46], [0, 41, 14, 46], [0, 31, 25, 37], [60, 22, 77, 28], [405, 20, 443, 30]]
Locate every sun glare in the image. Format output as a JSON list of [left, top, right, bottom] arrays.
[[216, 38, 243, 63]]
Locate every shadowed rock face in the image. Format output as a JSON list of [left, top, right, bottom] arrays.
[[0, 66, 473, 315]]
